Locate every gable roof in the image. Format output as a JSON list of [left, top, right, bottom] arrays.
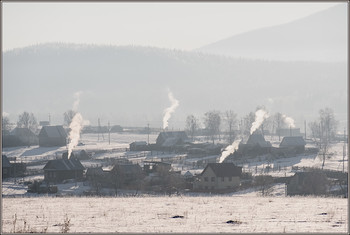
[[246, 133, 271, 147], [39, 126, 67, 138], [202, 163, 242, 177], [43, 157, 85, 171], [10, 128, 37, 137], [2, 155, 11, 168], [280, 136, 306, 147]]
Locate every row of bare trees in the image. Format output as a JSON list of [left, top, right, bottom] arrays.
[[184, 107, 339, 148], [2, 110, 78, 135]]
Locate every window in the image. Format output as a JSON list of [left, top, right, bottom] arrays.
[[211, 177, 215, 182], [204, 177, 208, 182]]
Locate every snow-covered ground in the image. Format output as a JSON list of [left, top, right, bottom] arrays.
[[2, 195, 347, 233]]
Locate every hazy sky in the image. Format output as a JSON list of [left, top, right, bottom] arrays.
[[2, 2, 341, 51]]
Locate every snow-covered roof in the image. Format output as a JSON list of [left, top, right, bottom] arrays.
[[43, 157, 85, 171], [39, 126, 67, 138], [10, 128, 36, 137], [246, 133, 271, 148], [280, 136, 306, 147]]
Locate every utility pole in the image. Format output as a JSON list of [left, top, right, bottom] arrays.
[[304, 120, 306, 140], [147, 123, 150, 145], [49, 113, 51, 125], [343, 128, 346, 173], [108, 121, 111, 145]]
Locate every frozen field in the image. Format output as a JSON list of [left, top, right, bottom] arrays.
[[2, 195, 347, 233]]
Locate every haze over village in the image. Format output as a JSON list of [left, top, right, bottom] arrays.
[[1, 2, 348, 234]]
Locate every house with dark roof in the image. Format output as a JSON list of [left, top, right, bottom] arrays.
[[43, 153, 85, 183], [38, 126, 67, 147], [156, 131, 189, 148], [246, 133, 272, 148], [193, 163, 242, 192], [280, 136, 306, 153], [2, 155, 12, 178], [10, 127, 39, 146]]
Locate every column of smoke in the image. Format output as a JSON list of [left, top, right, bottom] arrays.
[[282, 114, 295, 128], [250, 109, 269, 134], [162, 91, 179, 130], [67, 91, 84, 159], [67, 113, 83, 158], [219, 139, 241, 163]]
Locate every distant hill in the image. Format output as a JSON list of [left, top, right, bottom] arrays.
[[3, 43, 347, 128], [196, 4, 346, 62]]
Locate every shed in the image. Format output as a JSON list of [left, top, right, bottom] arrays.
[[111, 164, 144, 186], [280, 136, 306, 153], [39, 126, 67, 147], [129, 141, 148, 151], [287, 171, 329, 196]]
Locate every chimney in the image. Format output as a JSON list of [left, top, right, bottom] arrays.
[[62, 152, 74, 160]]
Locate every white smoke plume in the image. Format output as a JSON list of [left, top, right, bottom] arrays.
[[282, 114, 295, 128], [67, 91, 84, 159], [73, 91, 82, 111], [250, 109, 269, 134], [219, 139, 241, 163], [67, 113, 83, 159], [162, 91, 179, 129]]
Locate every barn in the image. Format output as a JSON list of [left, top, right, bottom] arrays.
[[280, 136, 306, 154], [38, 126, 67, 147]]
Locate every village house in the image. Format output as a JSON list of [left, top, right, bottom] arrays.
[[193, 163, 242, 192], [38, 125, 67, 147], [2, 155, 12, 178], [43, 153, 85, 183], [9, 127, 39, 146], [279, 136, 306, 154], [155, 131, 189, 151], [2, 155, 26, 178]]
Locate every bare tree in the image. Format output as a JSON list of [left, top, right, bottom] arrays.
[[63, 110, 77, 127], [17, 111, 38, 133], [204, 111, 221, 144], [242, 112, 255, 136], [2, 116, 11, 135], [224, 110, 237, 144], [185, 114, 199, 141], [309, 108, 338, 169], [274, 112, 285, 141]]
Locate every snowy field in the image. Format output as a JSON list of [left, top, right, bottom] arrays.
[[2, 195, 347, 233]]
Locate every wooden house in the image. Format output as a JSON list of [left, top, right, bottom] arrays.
[[43, 153, 85, 183], [193, 163, 242, 192], [280, 136, 306, 154], [38, 126, 67, 147], [156, 131, 189, 149], [2, 155, 12, 178], [9, 127, 39, 146]]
